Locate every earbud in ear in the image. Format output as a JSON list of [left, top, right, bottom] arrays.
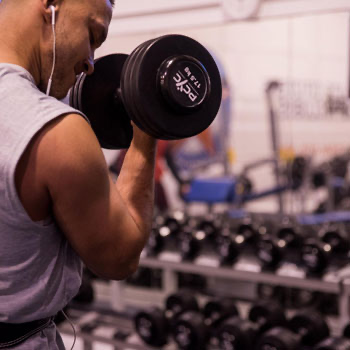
[[49, 5, 55, 25]]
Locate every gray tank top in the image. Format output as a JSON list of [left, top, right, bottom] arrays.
[[0, 64, 87, 347]]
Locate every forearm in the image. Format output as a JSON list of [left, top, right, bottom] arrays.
[[116, 131, 157, 246]]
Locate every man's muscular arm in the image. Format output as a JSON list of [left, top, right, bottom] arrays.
[[116, 125, 156, 251], [39, 115, 156, 280]]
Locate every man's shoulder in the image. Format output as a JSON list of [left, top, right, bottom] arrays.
[[0, 63, 88, 126]]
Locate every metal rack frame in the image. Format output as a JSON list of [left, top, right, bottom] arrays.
[[128, 254, 350, 328]]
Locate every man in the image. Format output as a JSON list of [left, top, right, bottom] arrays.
[[0, 0, 156, 348]]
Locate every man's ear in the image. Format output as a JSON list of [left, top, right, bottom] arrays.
[[41, 0, 60, 24]]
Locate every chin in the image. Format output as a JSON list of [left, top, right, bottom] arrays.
[[52, 82, 72, 100], [51, 90, 67, 100]]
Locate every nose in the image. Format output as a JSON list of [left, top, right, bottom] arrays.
[[83, 55, 94, 75]]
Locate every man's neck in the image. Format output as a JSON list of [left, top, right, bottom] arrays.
[[0, 11, 41, 85]]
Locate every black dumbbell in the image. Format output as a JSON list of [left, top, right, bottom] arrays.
[[314, 337, 350, 350], [256, 223, 305, 270], [177, 215, 221, 261], [320, 224, 350, 254], [216, 217, 265, 264], [217, 216, 279, 266], [235, 217, 262, 248], [69, 35, 222, 149], [290, 289, 338, 315], [145, 211, 187, 256], [256, 311, 329, 350], [300, 225, 350, 276], [214, 301, 286, 350], [134, 291, 199, 347], [162, 211, 189, 236], [257, 284, 287, 307], [215, 224, 241, 265], [172, 298, 239, 350], [290, 288, 322, 310]]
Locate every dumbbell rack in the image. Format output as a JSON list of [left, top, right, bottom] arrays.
[[59, 253, 350, 350], [59, 308, 177, 350], [59, 305, 220, 350], [113, 252, 350, 328]]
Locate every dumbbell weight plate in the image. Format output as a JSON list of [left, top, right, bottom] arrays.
[[126, 36, 178, 140], [301, 239, 329, 275], [256, 237, 283, 269], [123, 36, 175, 139], [128, 34, 222, 140], [203, 298, 239, 327], [216, 232, 240, 265], [130, 36, 203, 140], [134, 308, 168, 346], [122, 39, 162, 138], [277, 227, 301, 247], [119, 40, 147, 131], [177, 228, 202, 260], [172, 311, 210, 350], [255, 327, 300, 350], [315, 337, 350, 350], [70, 54, 133, 149], [215, 317, 256, 350], [257, 284, 287, 306], [128, 37, 177, 139], [290, 288, 321, 309], [69, 73, 81, 113], [289, 311, 329, 346], [248, 301, 286, 332], [144, 227, 165, 256], [322, 229, 350, 254], [165, 291, 199, 316]]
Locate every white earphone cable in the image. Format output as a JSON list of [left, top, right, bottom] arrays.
[[61, 310, 77, 350], [46, 6, 56, 96]]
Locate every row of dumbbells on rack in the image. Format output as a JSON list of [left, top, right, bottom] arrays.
[[134, 291, 350, 350], [144, 211, 350, 276], [257, 283, 338, 316], [72, 267, 339, 317]]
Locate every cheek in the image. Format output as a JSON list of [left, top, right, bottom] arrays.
[[58, 25, 90, 60]]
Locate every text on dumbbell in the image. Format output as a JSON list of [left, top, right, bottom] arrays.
[[184, 67, 202, 89], [173, 72, 199, 102]]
